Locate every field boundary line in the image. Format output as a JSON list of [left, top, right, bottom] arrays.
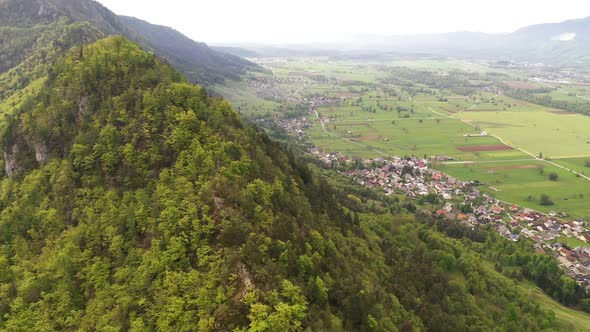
[[423, 102, 590, 182], [442, 158, 537, 165]]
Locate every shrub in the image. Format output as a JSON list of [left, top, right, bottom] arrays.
[[540, 194, 554, 206]]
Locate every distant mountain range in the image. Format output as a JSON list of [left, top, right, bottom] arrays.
[[374, 16, 590, 65], [230, 16, 590, 66], [0, 0, 259, 85]]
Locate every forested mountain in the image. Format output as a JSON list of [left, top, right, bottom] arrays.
[[211, 46, 260, 59], [0, 0, 258, 88], [120, 16, 257, 83], [0, 33, 588, 331]]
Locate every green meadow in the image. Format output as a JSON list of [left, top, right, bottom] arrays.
[[457, 110, 590, 158], [308, 92, 533, 161], [435, 159, 590, 219], [554, 157, 590, 175], [517, 281, 590, 331]]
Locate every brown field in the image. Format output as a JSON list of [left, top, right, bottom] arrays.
[[457, 144, 513, 152], [505, 81, 538, 90], [550, 111, 578, 115], [441, 108, 460, 114], [467, 109, 503, 112], [511, 99, 528, 106], [486, 164, 543, 171], [470, 121, 521, 128]]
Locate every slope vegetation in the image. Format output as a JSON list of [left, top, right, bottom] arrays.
[[0, 35, 583, 331]]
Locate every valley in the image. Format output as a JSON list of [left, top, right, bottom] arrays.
[[2, 0, 590, 330], [224, 58, 590, 220]]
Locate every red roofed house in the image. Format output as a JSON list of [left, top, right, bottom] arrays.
[[491, 205, 504, 214]]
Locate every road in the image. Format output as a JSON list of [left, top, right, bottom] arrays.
[[424, 101, 590, 182]]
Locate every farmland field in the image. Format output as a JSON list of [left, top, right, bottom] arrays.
[[221, 58, 590, 218], [456, 106, 590, 158], [435, 159, 590, 219], [554, 157, 590, 175], [307, 97, 533, 161]]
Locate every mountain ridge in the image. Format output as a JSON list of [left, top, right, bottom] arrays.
[[0, 0, 258, 85]]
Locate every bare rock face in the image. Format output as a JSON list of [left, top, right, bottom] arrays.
[[37, 2, 45, 16], [234, 262, 255, 302], [33, 143, 49, 163], [79, 95, 89, 115], [3, 144, 19, 178]]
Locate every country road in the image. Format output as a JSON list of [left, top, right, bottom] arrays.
[[424, 101, 590, 182]]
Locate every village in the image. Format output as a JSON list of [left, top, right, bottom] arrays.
[[267, 73, 590, 292], [333, 154, 590, 291], [300, 142, 590, 292]]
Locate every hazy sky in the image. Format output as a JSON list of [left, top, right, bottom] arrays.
[[96, 0, 590, 44]]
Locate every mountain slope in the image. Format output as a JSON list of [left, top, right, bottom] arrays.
[[505, 17, 590, 65], [512, 16, 590, 43], [394, 17, 590, 65], [0, 0, 257, 87], [120, 16, 258, 84], [0, 36, 568, 331]]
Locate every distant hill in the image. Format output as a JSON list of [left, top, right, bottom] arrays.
[[381, 17, 590, 65], [512, 17, 590, 43], [211, 46, 260, 58], [0, 0, 258, 86], [504, 17, 590, 65], [243, 16, 590, 66]]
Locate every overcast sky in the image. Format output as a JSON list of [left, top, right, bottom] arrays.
[[96, 0, 590, 44]]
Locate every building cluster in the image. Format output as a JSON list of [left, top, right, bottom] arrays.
[[342, 155, 590, 290], [346, 156, 436, 197], [277, 117, 311, 140], [312, 150, 349, 166]]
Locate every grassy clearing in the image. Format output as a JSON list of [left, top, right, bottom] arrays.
[[557, 236, 588, 249], [517, 281, 590, 331], [477, 260, 590, 331]]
